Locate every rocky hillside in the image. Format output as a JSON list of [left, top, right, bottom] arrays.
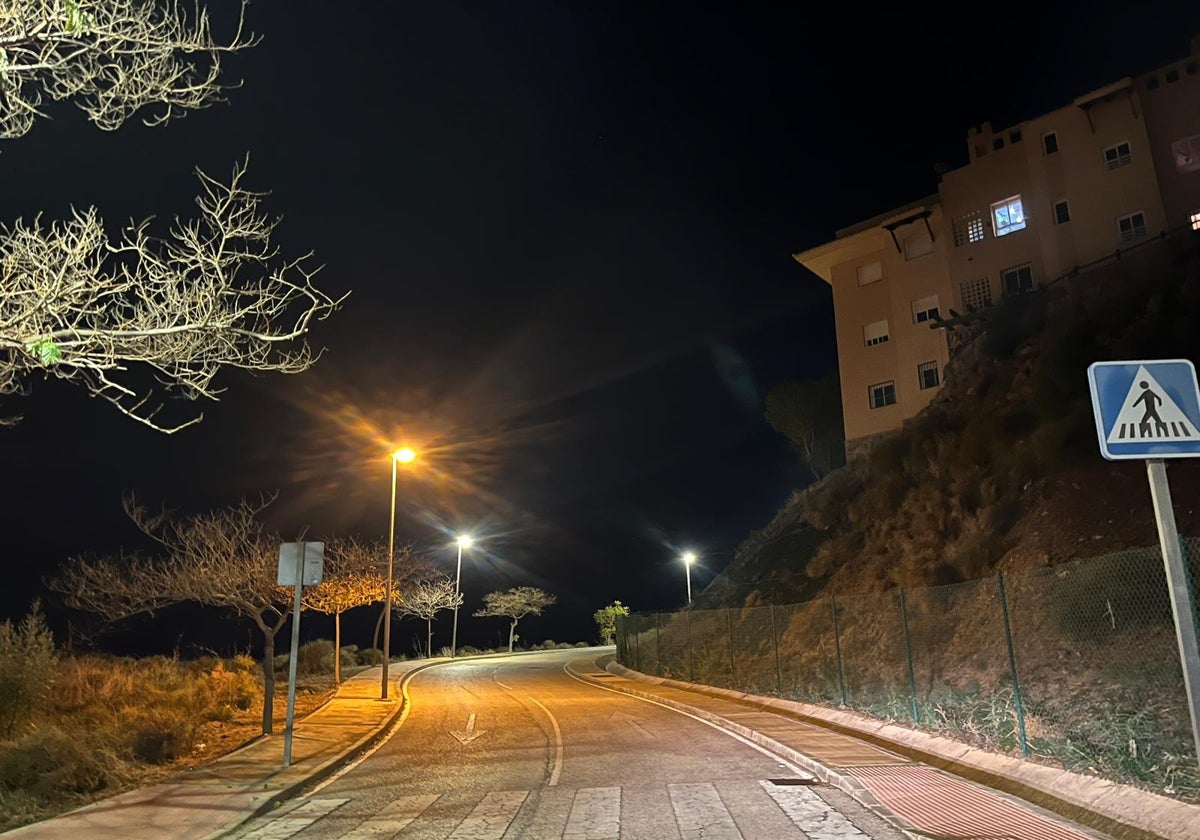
[[701, 231, 1200, 608]]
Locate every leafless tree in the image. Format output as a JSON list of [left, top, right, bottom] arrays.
[[0, 0, 256, 139], [474, 586, 556, 653], [0, 160, 344, 432], [51, 495, 292, 734], [397, 577, 462, 658]]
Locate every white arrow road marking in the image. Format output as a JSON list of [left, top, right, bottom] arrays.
[[450, 712, 486, 744], [609, 710, 654, 738]]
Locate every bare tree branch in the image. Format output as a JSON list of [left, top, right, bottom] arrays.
[[474, 586, 556, 653], [0, 160, 346, 431], [397, 576, 461, 657], [0, 0, 258, 139]]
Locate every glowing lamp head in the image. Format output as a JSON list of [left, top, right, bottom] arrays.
[[393, 447, 416, 463], [682, 552, 696, 565], [456, 534, 475, 549]]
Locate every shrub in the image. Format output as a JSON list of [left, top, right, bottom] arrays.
[[456, 646, 479, 656], [125, 708, 199, 763], [357, 648, 384, 666], [574, 641, 590, 648], [0, 602, 57, 737], [296, 639, 335, 674], [0, 725, 127, 797]]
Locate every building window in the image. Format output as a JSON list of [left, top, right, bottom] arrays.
[[1191, 211, 1200, 232], [1172, 135, 1200, 173], [863, 319, 890, 347], [1104, 141, 1132, 170], [993, 137, 1005, 151], [1146, 76, 1160, 91], [991, 195, 1026, 237], [951, 212, 985, 246], [857, 261, 883, 286], [1009, 130, 1022, 144], [868, 381, 896, 409], [1054, 200, 1071, 225], [1166, 69, 1180, 84], [912, 294, 940, 323], [960, 277, 992, 312], [1001, 263, 1034, 297], [1042, 132, 1059, 155], [918, 361, 940, 390], [1117, 211, 1147, 242], [903, 231, 934, 260], [1187, 61, 1197, 76]]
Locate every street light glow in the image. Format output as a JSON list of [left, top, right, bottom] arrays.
[[456, 534, 475, 549], [393, 447, 416, 463], [683, 551, 696, 565]]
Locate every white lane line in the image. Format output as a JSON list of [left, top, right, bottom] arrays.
[[339, 793, 441, 839], [759, 781, 869, 839], [447, 790, 529, 839], [495, 680, 513, 689], [562, 786, 621, 840], [668, 783, 743, 840], [237, 798, 348, 839], [562, 664, 812, 779], [527, 695, 565, 786]]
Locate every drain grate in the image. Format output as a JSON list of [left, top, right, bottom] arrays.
[[766, 777, 818, 786]]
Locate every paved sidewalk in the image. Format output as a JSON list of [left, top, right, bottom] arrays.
[[1, 660, 442, 840], [569, 655, 1200, 840]]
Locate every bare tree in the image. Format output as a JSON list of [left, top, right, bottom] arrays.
[[302, 537, 391, 686], [0, 0, 256, 139], [474, 587, 556, 653], [51, 495, 292, 734], [397, 577, 462, 658], [0, 160, 344, 432]]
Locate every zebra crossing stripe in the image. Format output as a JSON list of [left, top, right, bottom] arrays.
[[759, 780, 869, 839], [237, 798, 349, 840], [339, 794, 441, 839], [667, 783, 743, 840], [563, 786, 621, 840], [447, 790, 529, 839]]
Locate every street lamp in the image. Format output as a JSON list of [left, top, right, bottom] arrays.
[[450, 534, 474, 658], [682, 551, 696, 606], [381, 447, 416, 699]]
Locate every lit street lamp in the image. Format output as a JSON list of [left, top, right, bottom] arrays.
[[682, 551, 696, 606], [450, 534, 474, 658], [381, 447, 415, 699]]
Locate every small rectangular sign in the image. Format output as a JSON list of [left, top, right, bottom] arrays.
[[277, 541, 324, 586], [1088, 359, 1200, 460]]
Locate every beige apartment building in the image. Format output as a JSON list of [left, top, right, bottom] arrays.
[[796, 36, 1200, 450]]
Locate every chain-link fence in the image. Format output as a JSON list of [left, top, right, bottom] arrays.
[[616, 540, 1200, 802]]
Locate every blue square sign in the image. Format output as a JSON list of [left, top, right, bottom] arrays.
[[1088, 359, 1200, 460]]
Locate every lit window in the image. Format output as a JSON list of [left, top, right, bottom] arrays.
[[991, 196, 1027, 237], [918, 361, 940, 390], [863, 319, 890, 347], [857, 261, 883, 286], [868, 381, 896, 409], [1117, 211, 1147, 242], [952, 212, 985, 246], [912, 294, 940, 323], [1054, 200, 1071, 225], [1001, 263, 1034, 296], [1042, 132, 1059, 155], [1104, 141, 1132, 170], [960, 277, 992, 312], [904, 232, 934, 260], [1172, 135, 1200, 173], [1191, 211, 1200, 231]]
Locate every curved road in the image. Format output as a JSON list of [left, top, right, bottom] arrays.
[[228, 649, 907, 839]]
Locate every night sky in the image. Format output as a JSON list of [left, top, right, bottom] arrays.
[[2, 2, 1198, 654]]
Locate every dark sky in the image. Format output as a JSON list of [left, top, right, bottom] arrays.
[[2, 2, 1198, 654]]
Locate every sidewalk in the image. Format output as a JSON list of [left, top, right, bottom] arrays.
[[2, 660, 442, 840], [569, 655, 1200, 840]]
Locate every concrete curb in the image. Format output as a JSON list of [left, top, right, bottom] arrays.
[[599, 659, 1200, 840]]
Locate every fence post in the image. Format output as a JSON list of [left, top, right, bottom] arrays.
[[899, 590, 920, 726], [726, 608, 737, 687], [655, 613, 662, 677], [769, 603, 783, 696], [997, 573, 1030, 758], [831, 595, 848, 707], [685, 608, 695, 683], [616, 616, 626, 664], [634, 619, 641, 673]]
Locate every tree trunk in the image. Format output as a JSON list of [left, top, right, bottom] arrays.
[[373, 603, 385, 654], [334, 610, 342, 686], [261, 628, 275, 735], [508, 618, 517, 653], [426, 618, 433, 658]]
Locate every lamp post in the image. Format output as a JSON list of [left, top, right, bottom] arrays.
[[450, 534, 474, 658], [682, 551, 696, 606], [381, 447, 415, 699]]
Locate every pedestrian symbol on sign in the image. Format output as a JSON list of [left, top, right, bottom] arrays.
[[1106, 365, 1199, 444]]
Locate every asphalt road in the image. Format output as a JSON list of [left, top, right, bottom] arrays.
[[227, 649, 908, 839]]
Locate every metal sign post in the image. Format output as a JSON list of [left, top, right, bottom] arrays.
[[1089, 360, 1200, 770], [278, 541, 324, 768]]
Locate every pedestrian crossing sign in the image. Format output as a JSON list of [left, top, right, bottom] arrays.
[[1088, 359, 1200, 460]]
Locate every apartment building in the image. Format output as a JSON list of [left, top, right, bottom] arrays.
[[795, 36, 1200, 451]]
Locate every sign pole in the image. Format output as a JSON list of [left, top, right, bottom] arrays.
[[1146, 458, 1200, 771], [283, 541, 306, 768]]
